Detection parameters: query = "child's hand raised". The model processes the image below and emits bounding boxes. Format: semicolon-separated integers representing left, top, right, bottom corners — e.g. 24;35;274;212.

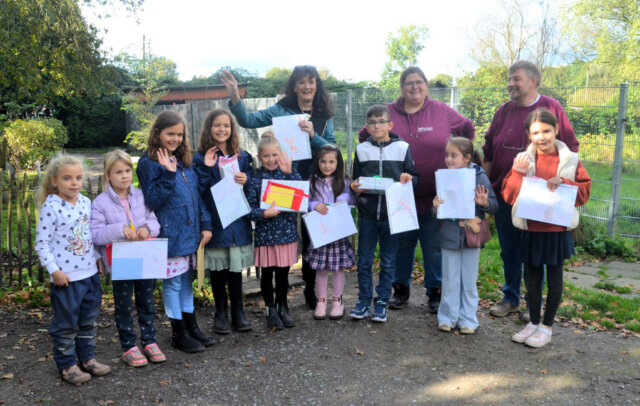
123;226;137;240
157;148;177;172
512;153;529;173
52;270;70;287
315;203;329;215
400;173;412;184
278;151;292;174
234;172;248;185
474;185;490;208
263;202;280;219
204;146;219;167
547;176;563;191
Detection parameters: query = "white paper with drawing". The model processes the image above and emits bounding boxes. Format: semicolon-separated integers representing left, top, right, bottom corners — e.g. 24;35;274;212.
515;176;578;227
302;201;357;248
385;182;419;235
272;114;311;161
218;155;240;181
111;239;168;280
211;175;250;229
435;168;476;219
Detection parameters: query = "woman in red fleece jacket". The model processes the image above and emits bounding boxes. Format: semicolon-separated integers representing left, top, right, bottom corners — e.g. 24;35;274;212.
503;108;591;348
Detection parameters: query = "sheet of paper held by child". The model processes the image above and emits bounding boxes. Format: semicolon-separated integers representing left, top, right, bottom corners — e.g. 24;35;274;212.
302;201;357;248
515;176;578;227
435;168;476;219
218;155;240;181
111;238;168;280
385;182;420;235
211;175;251;229
358;176;394;194
260;179;310;213
272;114;312;161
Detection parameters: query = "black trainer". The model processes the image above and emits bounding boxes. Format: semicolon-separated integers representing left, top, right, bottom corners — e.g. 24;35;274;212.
389;283;410;310
427;289;441;314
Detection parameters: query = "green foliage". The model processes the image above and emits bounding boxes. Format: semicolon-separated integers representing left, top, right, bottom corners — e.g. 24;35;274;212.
593;281;633;294
0;0;105;118
4;118;68;169
580;234;638;260
380;25;429;89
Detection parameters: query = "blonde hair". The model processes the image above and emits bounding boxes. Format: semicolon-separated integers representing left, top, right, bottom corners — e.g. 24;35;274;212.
103;149;134;190
35;154;84;208
257;130;280;156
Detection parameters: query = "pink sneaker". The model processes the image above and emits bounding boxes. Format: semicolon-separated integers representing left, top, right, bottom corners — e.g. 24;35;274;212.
143;343;166;363
122;346;148;368
314;297;327;320
525;325;552;348
329;296;344;320
512;322;539;343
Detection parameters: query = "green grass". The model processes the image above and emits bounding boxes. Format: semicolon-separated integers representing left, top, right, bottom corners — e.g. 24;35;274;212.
593;281;634;294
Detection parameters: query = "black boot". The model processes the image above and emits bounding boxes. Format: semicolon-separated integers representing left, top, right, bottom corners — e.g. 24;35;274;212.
169;318;204;353
211;270;230;334
182;312;215;347
266;304;283;330
276;301;295;328
228;272;251;332
389;283;410;310
427;289;442;314
301;262;317;310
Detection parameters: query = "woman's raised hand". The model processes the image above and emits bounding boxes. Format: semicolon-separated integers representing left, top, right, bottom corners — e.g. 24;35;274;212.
204;146;218;167
157;148;177;172
278;151;292;174
220;70;241;105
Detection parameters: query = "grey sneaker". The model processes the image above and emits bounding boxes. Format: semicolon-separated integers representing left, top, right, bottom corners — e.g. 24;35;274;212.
489;301;519;317
520;309;531;323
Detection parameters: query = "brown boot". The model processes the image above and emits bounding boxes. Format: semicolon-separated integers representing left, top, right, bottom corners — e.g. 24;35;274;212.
61;364;91;386
80;359;111;376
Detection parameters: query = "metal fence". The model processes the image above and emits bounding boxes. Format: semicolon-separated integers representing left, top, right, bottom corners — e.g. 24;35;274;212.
331;83;640;238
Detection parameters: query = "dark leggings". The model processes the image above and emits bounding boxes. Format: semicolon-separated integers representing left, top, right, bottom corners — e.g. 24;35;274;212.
260;266;290;306
526;263;563;327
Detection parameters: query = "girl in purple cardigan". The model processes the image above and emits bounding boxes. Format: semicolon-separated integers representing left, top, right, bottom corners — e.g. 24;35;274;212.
305;145;356;320
90;150;164;368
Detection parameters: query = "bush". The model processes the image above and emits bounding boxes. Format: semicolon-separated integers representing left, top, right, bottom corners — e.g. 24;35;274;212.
4;118;68;169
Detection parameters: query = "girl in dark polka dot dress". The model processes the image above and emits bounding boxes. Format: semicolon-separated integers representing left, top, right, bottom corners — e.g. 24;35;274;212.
90;150;165;367
35;154;110;385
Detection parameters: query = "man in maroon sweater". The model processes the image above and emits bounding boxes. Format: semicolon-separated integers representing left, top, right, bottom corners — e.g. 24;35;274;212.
482;60;579;320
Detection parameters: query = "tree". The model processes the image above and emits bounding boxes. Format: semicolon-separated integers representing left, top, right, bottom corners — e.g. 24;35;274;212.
379;25;429;89
564;0;640;81
0;0;104;118
430;74;453;88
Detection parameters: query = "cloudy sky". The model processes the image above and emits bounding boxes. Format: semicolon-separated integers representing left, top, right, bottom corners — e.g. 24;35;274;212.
83;0;510;82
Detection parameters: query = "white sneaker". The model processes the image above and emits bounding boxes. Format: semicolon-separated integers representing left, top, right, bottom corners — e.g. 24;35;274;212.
512;322;539;343
524;325;552;348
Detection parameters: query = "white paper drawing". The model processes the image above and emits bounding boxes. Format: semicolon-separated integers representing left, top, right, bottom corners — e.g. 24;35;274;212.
211;175;251;229
435;168;476;219
358;176;394;194
218;155;240;180
260;179;310;213
515;176;578;227
272;114;312;161
111;239;168;280
302;201;357;248
385;182;419;235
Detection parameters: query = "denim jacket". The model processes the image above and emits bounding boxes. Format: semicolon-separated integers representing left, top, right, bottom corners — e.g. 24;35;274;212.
193;150;254;248
136;153;211;257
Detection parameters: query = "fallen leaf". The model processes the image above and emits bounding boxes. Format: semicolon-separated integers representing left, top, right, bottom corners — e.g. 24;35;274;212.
259;357;267;362
354;347;365;356
5;356;15;360
244;362;252;367
37;357;46;362
540;369;548;374
2;373;14;379
184;363;190;368
159;380;169;387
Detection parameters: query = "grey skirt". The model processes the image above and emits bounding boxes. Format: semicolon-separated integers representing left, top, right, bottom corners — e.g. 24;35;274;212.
204;244;254;273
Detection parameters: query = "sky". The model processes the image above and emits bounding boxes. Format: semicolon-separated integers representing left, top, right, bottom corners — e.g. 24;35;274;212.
83;0;503;83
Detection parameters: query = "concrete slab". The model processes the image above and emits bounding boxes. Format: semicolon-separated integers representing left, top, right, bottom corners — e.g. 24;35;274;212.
566;259;640;298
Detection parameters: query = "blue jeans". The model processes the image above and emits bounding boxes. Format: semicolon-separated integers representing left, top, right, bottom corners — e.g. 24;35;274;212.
163;271;195;319
356;216;398;303
395;213;442;295
494;197;524;306
49;273;102;370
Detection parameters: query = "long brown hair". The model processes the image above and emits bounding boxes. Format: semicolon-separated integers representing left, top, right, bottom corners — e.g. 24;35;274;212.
197;109;241;156
147;111;192;167
309;144;347;199
524;107;558;136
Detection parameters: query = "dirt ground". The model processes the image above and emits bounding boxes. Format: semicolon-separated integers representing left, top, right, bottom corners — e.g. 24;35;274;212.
1;270;639;406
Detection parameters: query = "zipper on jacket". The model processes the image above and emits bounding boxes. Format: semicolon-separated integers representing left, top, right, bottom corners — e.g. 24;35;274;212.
180;168;197;231
376;143;383;220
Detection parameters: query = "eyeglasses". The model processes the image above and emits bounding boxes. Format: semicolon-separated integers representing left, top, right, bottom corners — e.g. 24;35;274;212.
366;120;391;127
403;80;425;88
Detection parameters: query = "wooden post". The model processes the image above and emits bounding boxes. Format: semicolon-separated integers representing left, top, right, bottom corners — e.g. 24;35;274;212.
0;168;3;286
16;178;23;286
6;184;12;284
24;174;33;280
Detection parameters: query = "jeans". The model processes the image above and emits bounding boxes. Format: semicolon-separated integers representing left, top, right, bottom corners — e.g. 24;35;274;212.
438;248;480;329
494;197;524;306
163;271;194;319
356;216;398;303
49;273;102;370
395;213;442;295
112;279;157;351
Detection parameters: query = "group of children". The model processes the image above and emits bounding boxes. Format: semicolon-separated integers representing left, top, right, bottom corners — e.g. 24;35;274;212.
35;103;590;385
